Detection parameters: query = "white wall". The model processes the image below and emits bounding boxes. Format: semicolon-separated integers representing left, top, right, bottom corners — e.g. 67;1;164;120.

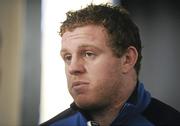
40;0;112;123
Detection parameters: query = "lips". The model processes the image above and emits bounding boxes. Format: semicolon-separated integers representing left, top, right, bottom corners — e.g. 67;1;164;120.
71;81;89;92
72;81;89;88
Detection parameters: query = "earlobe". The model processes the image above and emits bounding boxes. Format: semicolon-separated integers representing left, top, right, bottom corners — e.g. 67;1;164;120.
121;46;138;74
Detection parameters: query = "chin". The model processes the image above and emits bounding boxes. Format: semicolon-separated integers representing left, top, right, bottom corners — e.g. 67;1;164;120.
75;100;92;109
75;98;97;110
73;94;105;110
75;100;105;111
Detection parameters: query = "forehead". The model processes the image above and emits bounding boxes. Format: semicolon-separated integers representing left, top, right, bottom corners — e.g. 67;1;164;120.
61;25;109;49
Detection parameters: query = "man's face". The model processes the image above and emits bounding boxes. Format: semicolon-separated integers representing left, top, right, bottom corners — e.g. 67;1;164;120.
61;25;127;110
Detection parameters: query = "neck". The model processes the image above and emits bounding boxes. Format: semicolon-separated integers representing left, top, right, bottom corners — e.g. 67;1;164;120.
87;80;137;126
87;100;125;126
82;72;138;126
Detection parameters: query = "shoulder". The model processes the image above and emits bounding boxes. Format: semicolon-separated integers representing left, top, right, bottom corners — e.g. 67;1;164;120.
40;107;77;126
143;97;180;125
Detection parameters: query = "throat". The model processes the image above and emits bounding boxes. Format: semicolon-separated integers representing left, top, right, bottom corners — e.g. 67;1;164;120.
84;103;124;126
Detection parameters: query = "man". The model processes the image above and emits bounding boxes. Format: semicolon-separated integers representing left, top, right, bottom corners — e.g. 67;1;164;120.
41;4;180;126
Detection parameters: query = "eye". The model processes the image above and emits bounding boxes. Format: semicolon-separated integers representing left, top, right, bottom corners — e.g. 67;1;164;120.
63;54;72;64
84;51;96;59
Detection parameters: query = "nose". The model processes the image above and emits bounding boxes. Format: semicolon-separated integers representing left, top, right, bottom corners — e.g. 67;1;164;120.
68;57;86;75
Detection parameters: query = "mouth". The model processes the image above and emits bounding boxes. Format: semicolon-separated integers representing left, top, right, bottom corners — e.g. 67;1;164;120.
72;81;89;92
72;81;89;87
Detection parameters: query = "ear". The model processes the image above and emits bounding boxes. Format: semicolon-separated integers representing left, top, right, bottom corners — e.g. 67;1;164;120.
120;46;138;74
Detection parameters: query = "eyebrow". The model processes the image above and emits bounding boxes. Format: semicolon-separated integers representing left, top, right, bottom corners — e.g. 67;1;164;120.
60;49;68;54
60;44;102;54
78;44;102;51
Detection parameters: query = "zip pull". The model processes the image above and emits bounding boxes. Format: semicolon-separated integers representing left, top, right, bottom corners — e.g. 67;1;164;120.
87;121;100;126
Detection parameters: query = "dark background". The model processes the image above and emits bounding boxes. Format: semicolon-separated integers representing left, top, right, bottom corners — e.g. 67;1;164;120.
114;0;180;111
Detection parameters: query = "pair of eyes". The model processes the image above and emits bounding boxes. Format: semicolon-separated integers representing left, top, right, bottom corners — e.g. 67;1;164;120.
62;51;96;63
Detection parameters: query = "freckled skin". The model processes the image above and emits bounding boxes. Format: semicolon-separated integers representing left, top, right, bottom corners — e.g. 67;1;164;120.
61;25;136;111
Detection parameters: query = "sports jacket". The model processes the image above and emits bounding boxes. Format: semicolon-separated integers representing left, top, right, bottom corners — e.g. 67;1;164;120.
40;83;180;126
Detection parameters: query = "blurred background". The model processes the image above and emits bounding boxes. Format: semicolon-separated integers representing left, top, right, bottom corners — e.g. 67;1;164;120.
0;0;179;125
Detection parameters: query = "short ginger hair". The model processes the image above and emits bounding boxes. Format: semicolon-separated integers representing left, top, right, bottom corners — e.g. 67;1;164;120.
60;4;142;75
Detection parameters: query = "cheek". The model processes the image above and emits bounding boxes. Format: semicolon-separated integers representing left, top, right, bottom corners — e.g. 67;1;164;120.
89;60;122;82
92;72;121;92
89;62;122;93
